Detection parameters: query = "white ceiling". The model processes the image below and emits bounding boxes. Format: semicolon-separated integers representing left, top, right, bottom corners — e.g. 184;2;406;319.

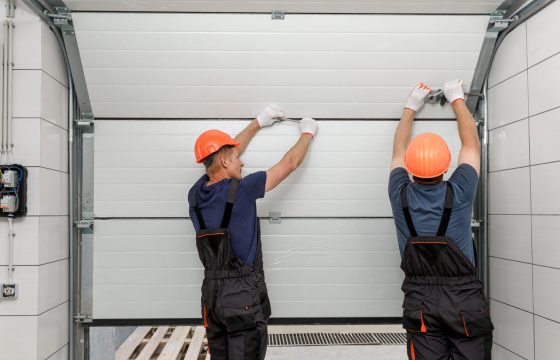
66;0;503;14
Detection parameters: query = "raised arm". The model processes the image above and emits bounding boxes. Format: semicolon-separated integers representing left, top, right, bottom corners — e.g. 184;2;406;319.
390;83;431;170
443;79;481;175
265;118;317;192
234;105;284;155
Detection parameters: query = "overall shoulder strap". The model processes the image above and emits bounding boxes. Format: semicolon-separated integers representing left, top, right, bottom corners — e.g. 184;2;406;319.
400;184;418;237
220;179;240;228
436;183;454;236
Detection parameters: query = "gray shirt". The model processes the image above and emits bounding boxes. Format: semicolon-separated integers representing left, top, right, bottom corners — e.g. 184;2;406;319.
388;164;478;265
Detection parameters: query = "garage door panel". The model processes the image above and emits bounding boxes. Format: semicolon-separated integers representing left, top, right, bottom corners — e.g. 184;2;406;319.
265;268;404;285
93;219;404;319
73;13;489;33
272;300;403;318
82;50;479;71
269;284;402;301
74;13;486;118
77;32;483;52
95;120;460;218
84;68;475;88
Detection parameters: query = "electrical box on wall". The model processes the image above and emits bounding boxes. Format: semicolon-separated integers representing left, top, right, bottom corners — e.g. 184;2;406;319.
0;164;27;218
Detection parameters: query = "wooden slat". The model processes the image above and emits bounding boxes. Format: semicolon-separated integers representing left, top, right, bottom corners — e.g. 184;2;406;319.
158;326;191;360
115;326;152;360
136;326;170;360
184;327;206;360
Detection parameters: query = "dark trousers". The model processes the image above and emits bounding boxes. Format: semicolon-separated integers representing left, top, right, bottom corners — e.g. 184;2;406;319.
203;273;271;360
407;331;493;360
206;316;268;360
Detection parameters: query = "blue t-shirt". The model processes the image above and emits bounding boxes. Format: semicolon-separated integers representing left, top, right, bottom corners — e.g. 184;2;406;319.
188;171;267;266
388;164;478;265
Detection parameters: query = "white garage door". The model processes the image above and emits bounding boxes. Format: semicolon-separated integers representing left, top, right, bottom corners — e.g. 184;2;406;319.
74;12;487;320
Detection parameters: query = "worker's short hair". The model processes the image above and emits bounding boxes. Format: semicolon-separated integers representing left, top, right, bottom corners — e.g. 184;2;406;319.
202;144;235;169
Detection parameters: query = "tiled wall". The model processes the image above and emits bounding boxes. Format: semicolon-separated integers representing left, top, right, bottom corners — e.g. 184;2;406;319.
488;2;560;359
0;3;69;360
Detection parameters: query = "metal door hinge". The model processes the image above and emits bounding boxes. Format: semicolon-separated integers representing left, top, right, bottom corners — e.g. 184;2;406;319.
269;212;282;224
75;219;94;230
271;10;285;20
74;313;92;323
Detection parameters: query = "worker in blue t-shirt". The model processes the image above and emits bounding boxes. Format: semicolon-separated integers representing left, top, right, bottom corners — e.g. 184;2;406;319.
188;105;318;360
388;80;494;359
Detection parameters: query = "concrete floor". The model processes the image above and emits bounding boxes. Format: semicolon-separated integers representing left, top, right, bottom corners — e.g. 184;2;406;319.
266;345;407;360
265;324;407;360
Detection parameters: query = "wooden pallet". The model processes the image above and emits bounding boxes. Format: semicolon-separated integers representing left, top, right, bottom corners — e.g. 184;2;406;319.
115;326;210;360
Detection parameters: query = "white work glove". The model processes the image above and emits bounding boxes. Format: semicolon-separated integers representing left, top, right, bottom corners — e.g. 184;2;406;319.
256;105;284;128
299;117;318;138
443;79;465;104
404;83;431;112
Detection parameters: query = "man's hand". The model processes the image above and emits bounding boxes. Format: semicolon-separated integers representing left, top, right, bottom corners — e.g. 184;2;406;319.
443;79;465;105
404;83;431;112
299;117;318;138
256;105;284;128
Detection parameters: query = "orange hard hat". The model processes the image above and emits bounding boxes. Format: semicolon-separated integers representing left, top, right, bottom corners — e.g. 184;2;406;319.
404;133;451;178
194;129;240;163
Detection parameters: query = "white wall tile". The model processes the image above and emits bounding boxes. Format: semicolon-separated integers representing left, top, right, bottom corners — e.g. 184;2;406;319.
37;302;69;360
12;118;41;166
0;216;67;267
488;215;532;263
13;14;41;70
41;23;69;87
0;315;38;359
27;168;69;216
533;265;560;323
531;162;560;214
489;257;533;312
488;71;528;130
41;72;69;130
489;119;529;172
0;265;38;315
529;107;560;165
488;24;527;87
491;300;534;360
492;344;526;360
38;260;69;314
0;216;39;265
13;70;42;118
40;120;69;172
528;53;560;116
38;216;69;265
535;315;560;360
526;0;560;66
532;216;560;269
489;167;531;215
46;345;68;360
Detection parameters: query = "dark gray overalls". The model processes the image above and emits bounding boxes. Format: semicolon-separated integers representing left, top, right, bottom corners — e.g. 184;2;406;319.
190;179;271;360
399;183;494;359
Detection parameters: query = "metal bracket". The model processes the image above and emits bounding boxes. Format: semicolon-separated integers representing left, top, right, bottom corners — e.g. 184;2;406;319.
471;219;482;228
269;212;282;224
53;7;74;35
271;10;285;20
74;219;94;230
75;114;94;128
488;9;517;33
74;313;92;323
